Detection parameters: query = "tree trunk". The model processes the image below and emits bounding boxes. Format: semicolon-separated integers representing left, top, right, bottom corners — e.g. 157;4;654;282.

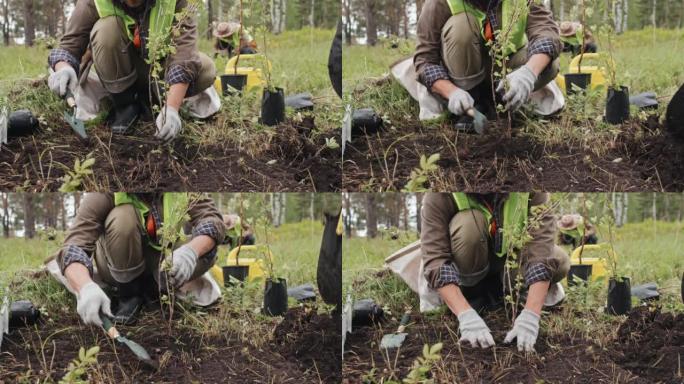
343;0;352;45
207;0;214;40
365;194;377;238
23;0;35;46
365;0;378;46
623;0;629;32
343;193;352;238
272;193;282;227
23;194;36;239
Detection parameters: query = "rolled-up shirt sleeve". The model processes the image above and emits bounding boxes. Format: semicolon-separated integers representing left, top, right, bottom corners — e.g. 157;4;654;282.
525;3;562;60
414;0;453;89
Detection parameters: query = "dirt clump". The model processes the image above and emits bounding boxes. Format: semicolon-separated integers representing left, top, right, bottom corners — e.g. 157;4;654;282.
274;306;342;383
611;306;684;383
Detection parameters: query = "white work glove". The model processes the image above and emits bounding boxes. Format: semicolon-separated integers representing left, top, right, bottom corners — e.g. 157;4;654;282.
457;309;495;348
447;88;475;116
165;244;197;288
496;65;537;111
504;309;540;352
155;106;182;142
76;282;113;327
48;65;78;97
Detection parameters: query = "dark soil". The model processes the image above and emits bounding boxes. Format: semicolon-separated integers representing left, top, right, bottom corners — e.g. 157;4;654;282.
343;114;684;191
274;307;342;382
1;89;340;192
343;309;673;384
1;308;340;383
611;307;684;383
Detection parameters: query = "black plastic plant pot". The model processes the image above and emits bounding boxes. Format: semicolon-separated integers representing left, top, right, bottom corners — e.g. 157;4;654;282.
606;277;632;315
263;278;288;316
567;264;593;286
606;86;630;124
222;265;249;287
261;87;285;127
8;109;39;137
220;74;247;96
352;108;384;134
564;73;592;95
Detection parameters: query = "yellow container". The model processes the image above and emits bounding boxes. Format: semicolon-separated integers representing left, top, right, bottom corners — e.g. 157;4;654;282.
555;53;612;93
213;54;271;95
210;244;273;285
564;243;618;283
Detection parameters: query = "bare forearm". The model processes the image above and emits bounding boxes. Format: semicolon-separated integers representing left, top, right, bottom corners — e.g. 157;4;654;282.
437;283;472;316
166;83;189;110
64;263;93;293
186;235;216;257
526;54;551;77
525;280;550;315
431;79;458;100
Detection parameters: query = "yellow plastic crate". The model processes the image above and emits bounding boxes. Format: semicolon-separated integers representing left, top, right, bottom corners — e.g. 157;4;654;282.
563;243;618;283
213;54;271;95
555;53;612;93
210;244;273;285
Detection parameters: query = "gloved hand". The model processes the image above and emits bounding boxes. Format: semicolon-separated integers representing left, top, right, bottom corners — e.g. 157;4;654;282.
165;244;198;288
155;106;182;142
48;65;77;98
76;282;113;327
504;309;540;352
457;309;495;348
496;65;537;111
447;87;475;116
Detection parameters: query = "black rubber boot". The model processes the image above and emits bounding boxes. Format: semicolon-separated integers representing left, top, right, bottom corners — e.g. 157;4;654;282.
113;275;144;325
108;87;141;135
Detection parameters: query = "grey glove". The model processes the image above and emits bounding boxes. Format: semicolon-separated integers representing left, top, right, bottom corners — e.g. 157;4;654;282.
155;106;182;142
457;309;495;348
166;244;198;288
76;282;113;327
447;87;475;116
504;309;540;352
48;65;78;98
496;65;537;111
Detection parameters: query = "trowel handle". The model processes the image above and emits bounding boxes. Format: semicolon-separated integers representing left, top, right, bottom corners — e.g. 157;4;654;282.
65;89;77;109
396;311;410;333
466;109;476;118
100;313;120;339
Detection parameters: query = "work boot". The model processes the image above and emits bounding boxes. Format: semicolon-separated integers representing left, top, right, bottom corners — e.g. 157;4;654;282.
113;275;144;325
108;86;141;135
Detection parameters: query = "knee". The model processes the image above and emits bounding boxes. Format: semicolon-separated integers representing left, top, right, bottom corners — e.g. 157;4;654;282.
104;205;140;243
442;13;481;49
551;245;571;282
91;16;127;52
449;210;489;273
195;53;217;93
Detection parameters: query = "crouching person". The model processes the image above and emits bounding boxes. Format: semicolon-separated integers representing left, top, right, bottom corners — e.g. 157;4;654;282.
420;193;570;352
414;0;562;126
50;193;226;327
47;0;219;140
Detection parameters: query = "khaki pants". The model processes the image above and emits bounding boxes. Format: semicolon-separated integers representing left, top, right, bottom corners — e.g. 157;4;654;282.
90;16;216;96
94;204;216;285
441;13;560;91
448;209;570;288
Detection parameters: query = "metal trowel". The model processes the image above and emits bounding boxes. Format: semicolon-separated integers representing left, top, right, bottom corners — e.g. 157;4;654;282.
101;314;158;370
467;108;488;135
380;310;410;350
63;89;87;139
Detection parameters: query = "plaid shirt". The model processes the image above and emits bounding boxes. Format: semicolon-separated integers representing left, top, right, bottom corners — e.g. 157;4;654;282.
434;261;552;288
420;0;557;90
